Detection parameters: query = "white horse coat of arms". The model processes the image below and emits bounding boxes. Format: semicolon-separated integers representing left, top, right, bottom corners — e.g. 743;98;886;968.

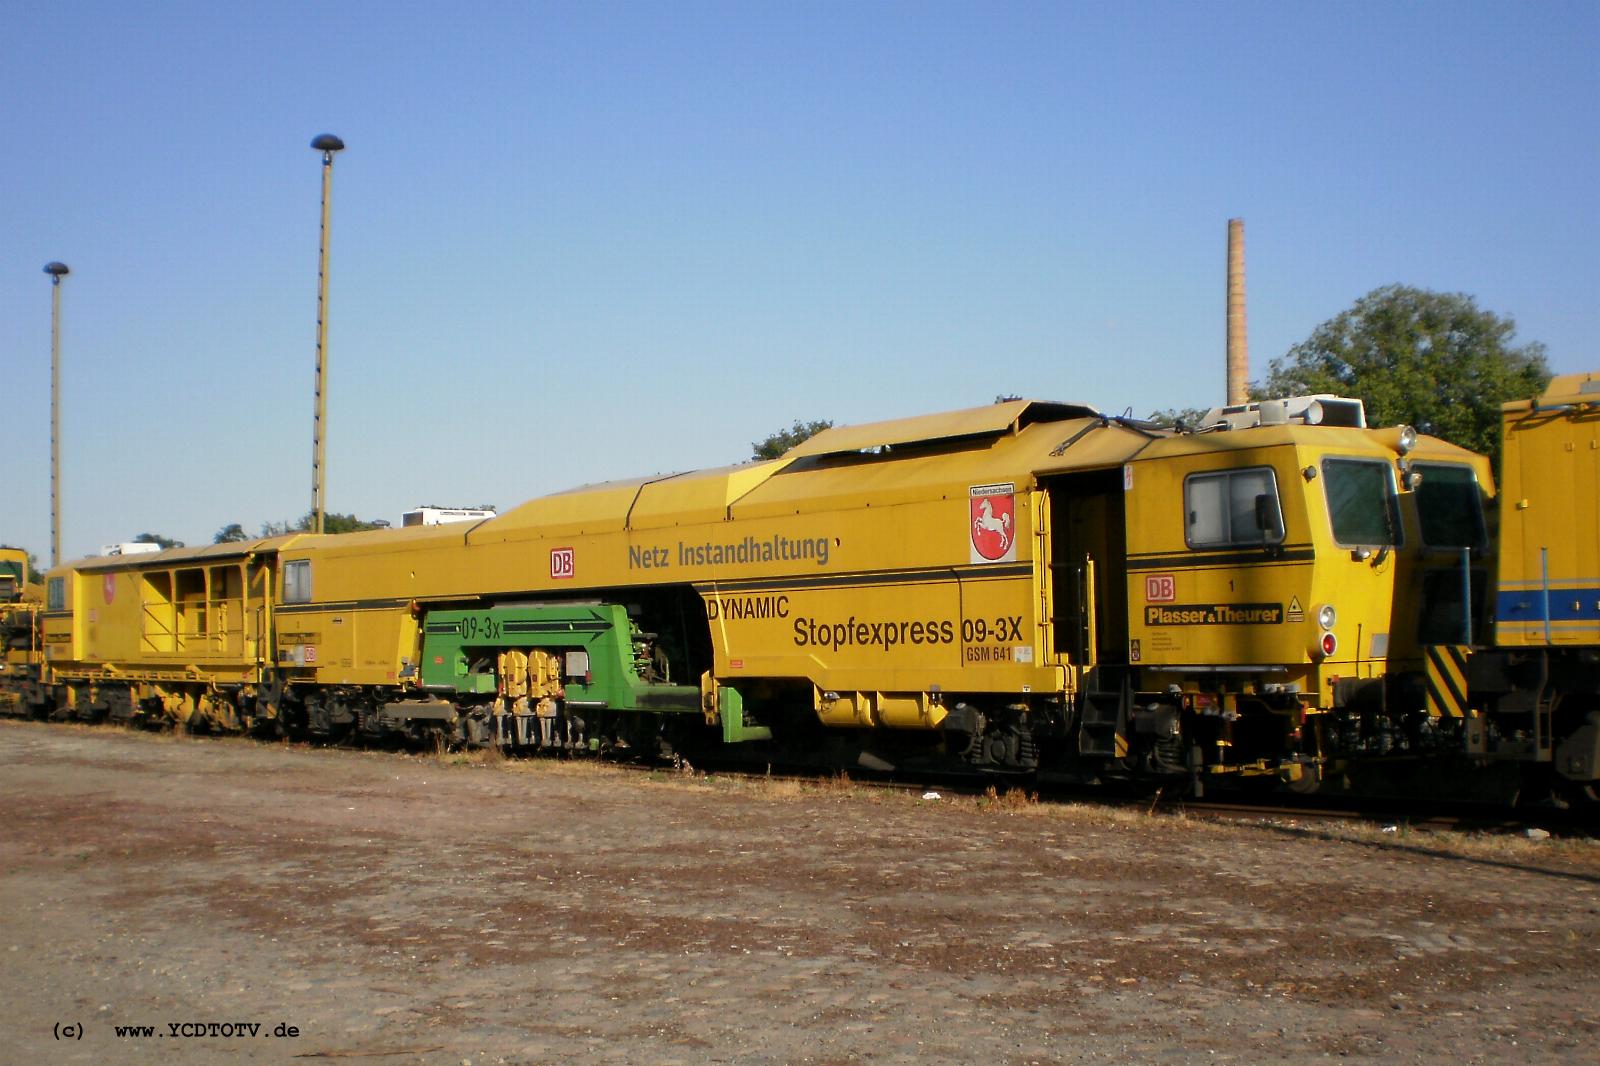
969;483;1017;563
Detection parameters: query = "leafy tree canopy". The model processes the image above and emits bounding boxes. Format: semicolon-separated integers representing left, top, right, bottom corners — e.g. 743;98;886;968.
752;419;833;461
259;512;387;537
214;523;250;543
320;512;387;534
133;532;184;549
1146;406;1210;430
1259;285;1550;466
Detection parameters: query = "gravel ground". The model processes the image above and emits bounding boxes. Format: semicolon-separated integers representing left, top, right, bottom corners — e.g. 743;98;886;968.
1;718;1598;1064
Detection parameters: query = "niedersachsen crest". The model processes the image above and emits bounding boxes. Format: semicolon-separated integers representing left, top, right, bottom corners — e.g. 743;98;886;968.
969;483;1017;563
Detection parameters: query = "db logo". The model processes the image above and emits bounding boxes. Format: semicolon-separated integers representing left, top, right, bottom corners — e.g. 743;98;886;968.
550;547;575;580
1145;574;1176;602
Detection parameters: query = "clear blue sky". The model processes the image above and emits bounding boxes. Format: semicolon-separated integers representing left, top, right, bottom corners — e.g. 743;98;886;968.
4;1;1596;562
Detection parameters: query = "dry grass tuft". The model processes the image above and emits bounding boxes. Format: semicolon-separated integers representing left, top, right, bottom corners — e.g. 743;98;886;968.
499;754;632;781
437;742;507;768
752;776;806;800
1267;817;1600;869
975;784;1040;814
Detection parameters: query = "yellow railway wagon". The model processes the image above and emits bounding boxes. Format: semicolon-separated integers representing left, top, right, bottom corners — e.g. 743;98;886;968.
1495;373;1600;648
1432;373;1600;792
38;539;292;727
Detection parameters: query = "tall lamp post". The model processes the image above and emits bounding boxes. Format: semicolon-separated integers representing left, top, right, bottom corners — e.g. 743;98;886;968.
309;133;345;535
44;261;70;567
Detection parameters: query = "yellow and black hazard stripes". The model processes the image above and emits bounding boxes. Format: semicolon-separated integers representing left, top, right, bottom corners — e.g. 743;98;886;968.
1425;644;1471;718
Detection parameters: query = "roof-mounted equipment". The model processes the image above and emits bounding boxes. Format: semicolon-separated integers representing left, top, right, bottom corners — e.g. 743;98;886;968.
1198;394;1367;432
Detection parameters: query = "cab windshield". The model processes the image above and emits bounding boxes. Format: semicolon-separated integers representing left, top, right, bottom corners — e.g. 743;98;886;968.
1413;462;1486;549
1322;458;1401;547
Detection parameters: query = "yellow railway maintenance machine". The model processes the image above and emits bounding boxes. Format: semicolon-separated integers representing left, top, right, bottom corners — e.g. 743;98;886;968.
0;546;41;715
30;394;1491;791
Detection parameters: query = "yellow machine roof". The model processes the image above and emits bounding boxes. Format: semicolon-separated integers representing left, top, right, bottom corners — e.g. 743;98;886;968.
475;461;790;542
70;535;304;572
468;400;1130;539
1502;372;1600;414
431;399;1158;544
785;399;1102;458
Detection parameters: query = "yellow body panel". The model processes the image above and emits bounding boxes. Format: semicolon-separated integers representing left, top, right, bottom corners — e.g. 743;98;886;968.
1496;373;1600;646
278;434;1131;693
256;411;1156;703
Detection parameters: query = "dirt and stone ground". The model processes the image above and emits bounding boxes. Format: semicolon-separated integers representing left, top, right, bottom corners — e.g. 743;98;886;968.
2;719;1598;1064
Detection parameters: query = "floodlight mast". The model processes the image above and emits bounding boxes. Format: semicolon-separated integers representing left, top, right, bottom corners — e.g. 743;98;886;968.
44;261;70;567
310;133;345;535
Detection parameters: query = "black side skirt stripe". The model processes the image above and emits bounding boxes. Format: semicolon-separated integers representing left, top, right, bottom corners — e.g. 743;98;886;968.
1125;548;1314;571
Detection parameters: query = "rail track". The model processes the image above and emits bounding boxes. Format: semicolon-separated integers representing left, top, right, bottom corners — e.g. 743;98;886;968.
676;746;1599;838
10;713;1594;839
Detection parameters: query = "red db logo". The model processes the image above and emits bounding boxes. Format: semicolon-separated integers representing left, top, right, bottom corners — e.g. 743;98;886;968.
550;547;575;579
1145;574;1176;602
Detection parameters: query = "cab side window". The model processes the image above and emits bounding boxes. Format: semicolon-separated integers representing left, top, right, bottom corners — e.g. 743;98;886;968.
283;560;312;604
47;576;66;610
1185;468;1285;548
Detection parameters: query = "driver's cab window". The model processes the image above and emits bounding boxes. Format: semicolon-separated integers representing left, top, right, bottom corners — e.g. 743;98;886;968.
1185;467;1285;548
1322;457;1402;548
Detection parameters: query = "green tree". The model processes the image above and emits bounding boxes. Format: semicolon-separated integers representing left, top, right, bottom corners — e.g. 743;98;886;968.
320;511;387;534
260;512;387;537
1146;406;1210;430
134;532;184;549
752;419;833;460
1260;285;1550;466
214;523;250;544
